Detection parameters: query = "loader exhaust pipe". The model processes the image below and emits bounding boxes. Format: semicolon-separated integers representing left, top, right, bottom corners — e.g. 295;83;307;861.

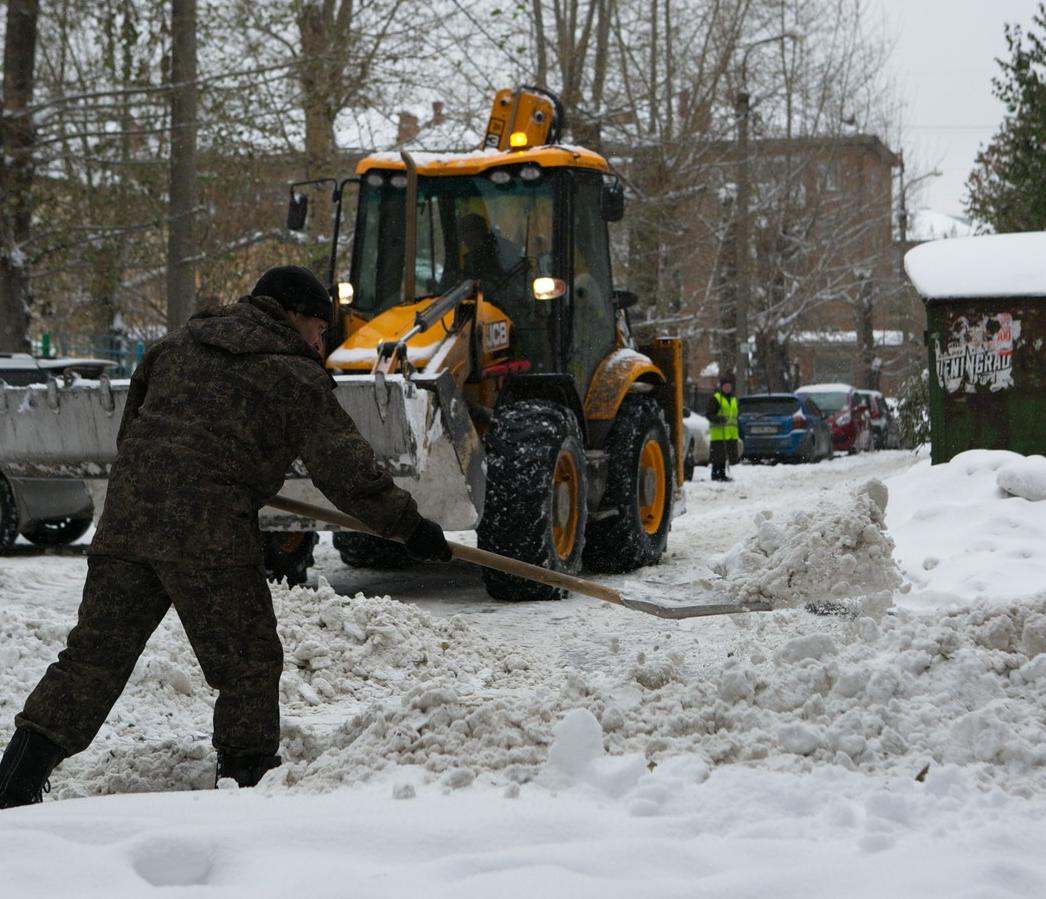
401;150;418;305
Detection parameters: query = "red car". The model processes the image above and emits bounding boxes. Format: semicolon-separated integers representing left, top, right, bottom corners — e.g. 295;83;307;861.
795;383;873;454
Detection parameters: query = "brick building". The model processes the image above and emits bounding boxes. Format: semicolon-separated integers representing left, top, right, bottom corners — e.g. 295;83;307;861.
645;132;925;401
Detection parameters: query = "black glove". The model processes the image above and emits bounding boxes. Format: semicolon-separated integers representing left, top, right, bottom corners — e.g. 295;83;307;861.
404;517;452;562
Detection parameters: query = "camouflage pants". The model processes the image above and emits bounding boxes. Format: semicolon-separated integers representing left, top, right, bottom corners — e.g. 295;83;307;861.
16;555;283;757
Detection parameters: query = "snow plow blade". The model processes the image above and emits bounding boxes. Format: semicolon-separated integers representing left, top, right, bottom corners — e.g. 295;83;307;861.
265;495;771;620
0;370;485;532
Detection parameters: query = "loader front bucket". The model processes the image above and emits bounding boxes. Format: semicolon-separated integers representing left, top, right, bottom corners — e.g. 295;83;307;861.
0;370;486;533
280;370;486;532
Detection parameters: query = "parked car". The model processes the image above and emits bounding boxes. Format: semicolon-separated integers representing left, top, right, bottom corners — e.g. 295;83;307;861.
0;353;117;548
855;389;897;450
0;352;116;386
682;407;710;480
795;383;872;454
737;393;833;463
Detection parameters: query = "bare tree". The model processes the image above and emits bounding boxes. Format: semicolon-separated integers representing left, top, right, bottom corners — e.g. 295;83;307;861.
693;0;905;391
29;0;174;353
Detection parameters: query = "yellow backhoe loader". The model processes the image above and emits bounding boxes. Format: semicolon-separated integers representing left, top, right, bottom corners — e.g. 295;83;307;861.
284;86;687;599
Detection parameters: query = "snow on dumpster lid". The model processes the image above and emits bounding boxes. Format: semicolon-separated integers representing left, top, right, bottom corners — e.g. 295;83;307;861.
904;231;1046;300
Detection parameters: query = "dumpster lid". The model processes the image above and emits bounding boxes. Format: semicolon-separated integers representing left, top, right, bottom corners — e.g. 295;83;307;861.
905;232;1046;300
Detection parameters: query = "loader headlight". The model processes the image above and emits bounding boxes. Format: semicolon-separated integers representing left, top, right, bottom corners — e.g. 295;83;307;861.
337;281;354;306
533;277;567;301
510;131;528;149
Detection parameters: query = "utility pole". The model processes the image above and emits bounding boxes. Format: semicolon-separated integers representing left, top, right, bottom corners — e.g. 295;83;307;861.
897;153;908;246
166;0;198;332
732;31;802;394
734;88;751;392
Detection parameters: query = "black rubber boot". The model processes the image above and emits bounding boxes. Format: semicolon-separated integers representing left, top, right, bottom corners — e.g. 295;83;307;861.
0;728;66;809
215;751;282;788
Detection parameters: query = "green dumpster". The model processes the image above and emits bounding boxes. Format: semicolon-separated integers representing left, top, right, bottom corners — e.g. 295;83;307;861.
905;232;1046;464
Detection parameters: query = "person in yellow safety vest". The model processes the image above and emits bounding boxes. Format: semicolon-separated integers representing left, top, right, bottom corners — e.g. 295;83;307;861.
705;374;740;482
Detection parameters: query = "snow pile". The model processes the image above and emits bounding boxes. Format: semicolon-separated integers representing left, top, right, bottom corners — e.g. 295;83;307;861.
888;450;1046;604
0;578;544;798
8;452;1046;805
10;566;1046;798
271;593;1046;793
712;479;901;610
997;454;1046;502
273;578;522;705
540;708;649;800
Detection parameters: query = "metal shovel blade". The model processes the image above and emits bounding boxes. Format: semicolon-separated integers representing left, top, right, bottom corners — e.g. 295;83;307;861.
621;595;772;619
613;576;772;619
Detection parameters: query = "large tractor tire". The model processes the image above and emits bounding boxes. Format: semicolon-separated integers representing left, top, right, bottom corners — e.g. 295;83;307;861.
263;531;318;586
22;517;92;547
478;400;588;601
0;475;18;548
798;434;816;464
333;531;412;569
683;444;696;481
583;396;673;574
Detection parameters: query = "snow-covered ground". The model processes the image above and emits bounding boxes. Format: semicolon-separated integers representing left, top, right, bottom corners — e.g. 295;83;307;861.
4;450;1046;897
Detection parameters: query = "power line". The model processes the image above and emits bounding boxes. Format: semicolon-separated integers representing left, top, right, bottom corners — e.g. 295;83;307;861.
909;124;996;131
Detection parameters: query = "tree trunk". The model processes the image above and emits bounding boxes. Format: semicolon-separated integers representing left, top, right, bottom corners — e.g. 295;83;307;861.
532;0;548;87
0;0;40;353
167;0;198;331
627;145;665;322
298;3;336;249
856;274;878;389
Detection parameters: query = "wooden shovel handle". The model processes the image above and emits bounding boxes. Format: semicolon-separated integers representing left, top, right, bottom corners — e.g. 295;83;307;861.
264;494;625;608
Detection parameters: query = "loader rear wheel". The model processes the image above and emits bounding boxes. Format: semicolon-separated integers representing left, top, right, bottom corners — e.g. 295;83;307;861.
333;532;412;569
263;531;318;586
0;475;18;548
478;401;588;601
583;397;673;573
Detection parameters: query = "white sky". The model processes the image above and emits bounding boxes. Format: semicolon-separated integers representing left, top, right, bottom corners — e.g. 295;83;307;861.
871;0;1041;219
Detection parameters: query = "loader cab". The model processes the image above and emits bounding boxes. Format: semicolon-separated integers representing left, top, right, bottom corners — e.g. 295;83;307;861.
341;157;620;386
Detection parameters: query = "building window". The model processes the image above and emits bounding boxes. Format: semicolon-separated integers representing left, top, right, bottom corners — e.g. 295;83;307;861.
817;161;840;193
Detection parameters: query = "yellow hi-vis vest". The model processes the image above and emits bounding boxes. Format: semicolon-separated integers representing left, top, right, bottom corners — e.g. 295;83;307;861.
710;392;739;442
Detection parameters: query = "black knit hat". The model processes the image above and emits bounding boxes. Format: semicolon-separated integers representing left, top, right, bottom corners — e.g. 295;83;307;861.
251;265;332;322
719;373;735;387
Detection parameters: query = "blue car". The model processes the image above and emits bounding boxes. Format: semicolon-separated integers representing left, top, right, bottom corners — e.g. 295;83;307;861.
738;393;833;463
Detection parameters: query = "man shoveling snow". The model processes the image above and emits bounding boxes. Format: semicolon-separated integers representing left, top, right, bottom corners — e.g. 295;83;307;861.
0;266;451;809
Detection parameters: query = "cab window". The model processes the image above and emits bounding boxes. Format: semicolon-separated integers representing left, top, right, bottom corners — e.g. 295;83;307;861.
569;171;616;389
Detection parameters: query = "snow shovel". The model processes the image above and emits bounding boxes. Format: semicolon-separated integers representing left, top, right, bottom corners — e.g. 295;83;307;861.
264;495;770;620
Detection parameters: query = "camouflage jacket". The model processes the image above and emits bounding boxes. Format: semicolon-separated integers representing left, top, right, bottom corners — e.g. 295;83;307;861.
90;295;421;563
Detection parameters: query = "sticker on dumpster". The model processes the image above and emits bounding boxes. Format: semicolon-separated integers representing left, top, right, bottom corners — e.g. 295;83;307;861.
934;313;1020;394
